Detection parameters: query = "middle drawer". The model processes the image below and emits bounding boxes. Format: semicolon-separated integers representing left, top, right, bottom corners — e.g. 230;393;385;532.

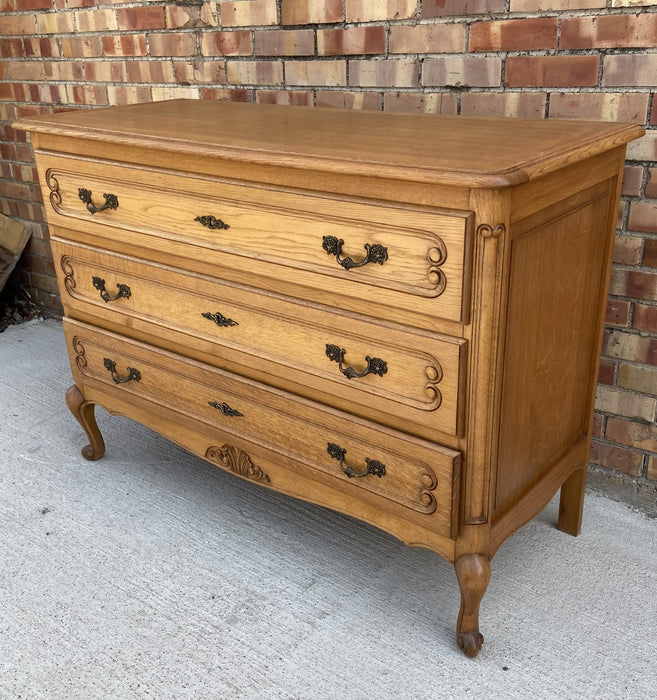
53;238;466;440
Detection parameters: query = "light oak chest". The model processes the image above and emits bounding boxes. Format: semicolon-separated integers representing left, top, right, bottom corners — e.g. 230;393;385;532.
16;101;642;656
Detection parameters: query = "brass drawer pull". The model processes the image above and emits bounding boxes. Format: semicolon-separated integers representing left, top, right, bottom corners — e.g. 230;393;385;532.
322;235;388;271
103;358;141;384
325;343;387;380
78;188;119;214
327;442;386;479
195;215;230;230
92;276;131;303
202;311;238;327
209;401;243;417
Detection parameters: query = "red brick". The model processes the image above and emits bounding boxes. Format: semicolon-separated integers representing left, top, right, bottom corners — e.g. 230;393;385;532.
23;37;62;58
603;55;657;87
610;268;657;302
151;86;200;101
548;92;648;124
66;84;109;105
389;23;466;54
226;60;283;85
423;0;505;17
644;239;657;268
603;329;657;366
255;30;314;57
618;363;657;395
383;92;458;115
423;57;502;88
1;38;23;57
512;0;606;8
174;60;227;84
316;91;381;110
627;131;657;162
561;14;657;50
36;10;74;33
318;26;385;56
0;14;37;35
255;90;313;106
598;359;616;385
589;440;643;476
84;61;128;84
345;0;416;22
220;0;277;27
460;92;546;118
200;30;253;56
75;8;118;32
62;36;103;58
107;85;152;105
628;201;657;234
652;95;657;126
349;59;418;88
592;412;604;437
281;0;343;24
200;87;253;101
621;166;644;197
646;168;657;198
606;299;631;327
149;33;196;57
634;303;657;333
613;235;642;265
470;17;557;52
16;0;52;8
285;60;346;87
648;456;657;480
166;5;216;30
126;60;175;83
117;6;166;30
505;55;599;87
102;35;147;57
606;417;657;454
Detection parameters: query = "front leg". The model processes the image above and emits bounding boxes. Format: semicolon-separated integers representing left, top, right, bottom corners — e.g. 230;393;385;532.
455;553;491;657
65;384;105;461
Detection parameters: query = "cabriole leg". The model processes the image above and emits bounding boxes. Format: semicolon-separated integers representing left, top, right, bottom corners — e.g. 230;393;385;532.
557;467;586;536
455;553;491;658
65;384;105;461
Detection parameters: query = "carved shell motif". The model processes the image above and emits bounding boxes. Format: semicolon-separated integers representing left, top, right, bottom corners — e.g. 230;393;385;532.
205;444;271;484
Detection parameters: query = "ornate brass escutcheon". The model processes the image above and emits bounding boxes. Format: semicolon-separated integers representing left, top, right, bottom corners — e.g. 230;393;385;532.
325;343;387;380
92;276;131;303
103;358;141;384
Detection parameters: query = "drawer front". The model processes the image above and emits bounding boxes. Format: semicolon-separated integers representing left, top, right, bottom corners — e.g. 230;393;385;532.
40;153;472;325
54;239;466;438
64;319;460;536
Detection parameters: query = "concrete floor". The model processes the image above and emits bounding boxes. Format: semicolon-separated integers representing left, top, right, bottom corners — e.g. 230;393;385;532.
1;319;656;699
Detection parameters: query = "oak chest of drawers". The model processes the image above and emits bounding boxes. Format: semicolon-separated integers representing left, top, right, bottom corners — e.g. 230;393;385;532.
16;101;642;657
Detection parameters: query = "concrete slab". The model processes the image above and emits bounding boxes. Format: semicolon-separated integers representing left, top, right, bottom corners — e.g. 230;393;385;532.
1;320;655;698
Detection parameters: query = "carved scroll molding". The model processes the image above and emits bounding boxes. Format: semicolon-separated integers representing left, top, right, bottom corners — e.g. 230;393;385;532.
46;169;62;211
61;255;76;296
426;238;447;296
71;335;87;372
206;444;270;484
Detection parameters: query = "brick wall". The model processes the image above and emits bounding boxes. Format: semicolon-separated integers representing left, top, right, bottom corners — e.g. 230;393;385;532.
1;0;656;507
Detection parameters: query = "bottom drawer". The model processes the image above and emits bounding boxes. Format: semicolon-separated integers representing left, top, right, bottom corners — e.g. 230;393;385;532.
64;318;460;539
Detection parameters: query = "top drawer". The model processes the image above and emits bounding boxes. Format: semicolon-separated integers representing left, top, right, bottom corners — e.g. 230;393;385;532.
39;153;472;326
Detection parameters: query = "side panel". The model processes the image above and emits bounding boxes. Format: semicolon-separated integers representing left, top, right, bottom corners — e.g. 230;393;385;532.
494;181;612;513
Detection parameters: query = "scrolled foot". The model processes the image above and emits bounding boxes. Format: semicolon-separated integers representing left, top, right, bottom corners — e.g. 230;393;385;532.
65;384;106;461
455;553;490;658
457;631;484;658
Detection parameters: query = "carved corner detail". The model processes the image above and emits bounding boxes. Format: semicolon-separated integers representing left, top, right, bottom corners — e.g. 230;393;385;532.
206;444;271;484
476;223;505;239
72;335;87;371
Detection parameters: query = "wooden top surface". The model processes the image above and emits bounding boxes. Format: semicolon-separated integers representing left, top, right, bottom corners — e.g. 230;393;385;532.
15;99;644;188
